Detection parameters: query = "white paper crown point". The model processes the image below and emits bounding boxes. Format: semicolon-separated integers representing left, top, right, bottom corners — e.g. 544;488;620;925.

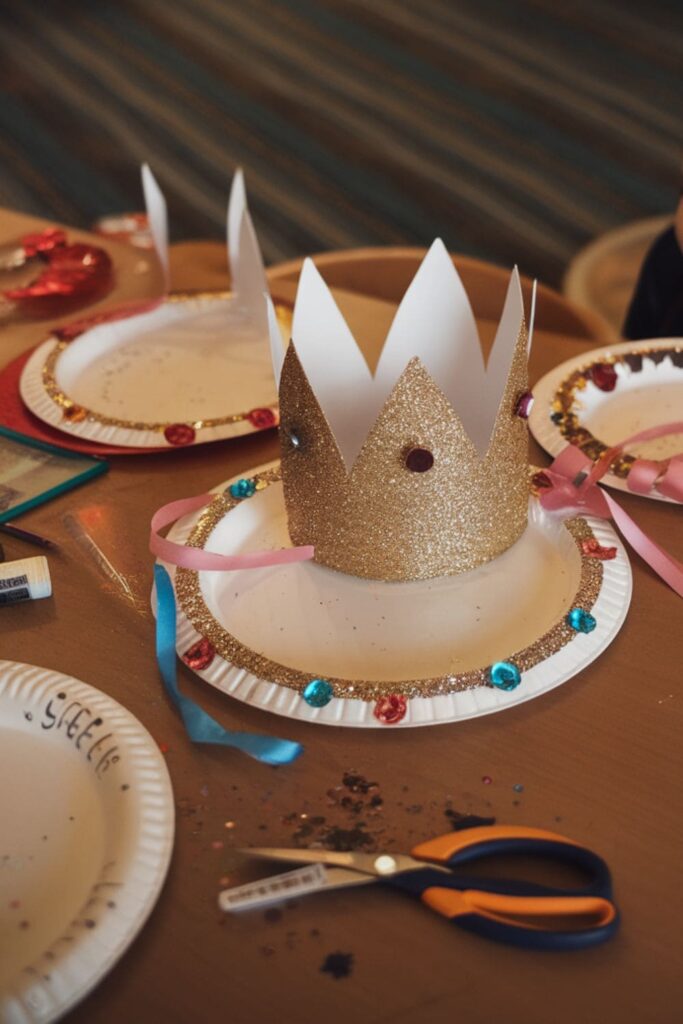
226;168;267;326
476;264;526;451
287;246;530;467
266;293;285;385
291;257;377;467
374;238;482;403
527;279;537;356
140;163;169;288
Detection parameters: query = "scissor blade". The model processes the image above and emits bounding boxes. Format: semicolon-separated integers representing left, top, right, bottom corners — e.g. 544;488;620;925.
242;846;363;868
240;846;433;876
218;863;374;913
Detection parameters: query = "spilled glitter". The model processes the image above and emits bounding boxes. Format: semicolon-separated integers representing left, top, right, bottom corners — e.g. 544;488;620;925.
321;951;354;980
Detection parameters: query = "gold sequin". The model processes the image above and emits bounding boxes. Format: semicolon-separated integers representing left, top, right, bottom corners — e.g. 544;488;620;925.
279;324;530;581
175;467;603;702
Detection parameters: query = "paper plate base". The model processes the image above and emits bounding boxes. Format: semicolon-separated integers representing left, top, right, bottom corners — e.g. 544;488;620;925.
160;463;632;728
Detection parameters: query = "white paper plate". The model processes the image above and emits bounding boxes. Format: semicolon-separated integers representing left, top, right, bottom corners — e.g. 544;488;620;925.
156;462;632;729
530;338;683;502
0;661;174;1023
19;294;291;449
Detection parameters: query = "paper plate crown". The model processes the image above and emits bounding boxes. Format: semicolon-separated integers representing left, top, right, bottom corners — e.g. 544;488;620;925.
141;163;268;333
268;240;534;582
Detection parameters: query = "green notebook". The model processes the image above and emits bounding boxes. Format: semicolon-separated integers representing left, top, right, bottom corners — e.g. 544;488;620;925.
0;426;108;523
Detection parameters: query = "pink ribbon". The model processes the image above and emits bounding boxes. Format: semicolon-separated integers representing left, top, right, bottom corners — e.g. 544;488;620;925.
540;423;683;598
150;492;314;571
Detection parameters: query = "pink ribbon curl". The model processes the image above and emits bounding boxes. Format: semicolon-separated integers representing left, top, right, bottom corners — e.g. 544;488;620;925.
540;422;683;598
150;492;315;571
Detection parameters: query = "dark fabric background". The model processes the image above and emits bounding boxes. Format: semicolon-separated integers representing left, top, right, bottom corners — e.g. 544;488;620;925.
0;0;680;284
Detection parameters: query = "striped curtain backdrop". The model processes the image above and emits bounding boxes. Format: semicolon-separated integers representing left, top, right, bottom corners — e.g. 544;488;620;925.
0;0;680;284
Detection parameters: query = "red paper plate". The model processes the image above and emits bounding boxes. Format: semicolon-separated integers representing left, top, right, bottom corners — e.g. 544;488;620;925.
0;346;166;455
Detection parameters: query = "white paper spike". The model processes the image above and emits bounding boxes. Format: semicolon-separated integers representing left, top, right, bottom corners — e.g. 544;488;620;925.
527;279;537;355
227;169;268;330
266;293;285;386
288;245;530;468
374;238;485;449
141;164;169;289
291;259;374;468
479;266;525;450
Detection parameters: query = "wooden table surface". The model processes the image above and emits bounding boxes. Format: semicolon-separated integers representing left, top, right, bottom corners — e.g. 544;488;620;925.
0;212;681;1024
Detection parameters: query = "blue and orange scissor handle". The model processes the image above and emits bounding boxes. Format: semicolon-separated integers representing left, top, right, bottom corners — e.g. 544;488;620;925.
383;825;619;951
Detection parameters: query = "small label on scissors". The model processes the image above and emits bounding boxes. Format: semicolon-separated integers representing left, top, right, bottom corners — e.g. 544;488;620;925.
219;863;328;913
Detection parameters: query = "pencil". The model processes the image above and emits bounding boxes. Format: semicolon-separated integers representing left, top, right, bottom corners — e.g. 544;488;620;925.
0;522;56;550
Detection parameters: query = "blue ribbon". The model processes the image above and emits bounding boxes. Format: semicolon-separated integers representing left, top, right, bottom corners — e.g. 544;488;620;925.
154;564;303;765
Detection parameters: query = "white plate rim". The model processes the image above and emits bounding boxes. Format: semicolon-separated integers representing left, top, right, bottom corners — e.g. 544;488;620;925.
18;294;285;450
0;660;175;1023
154;462;632;730
529;337;682;503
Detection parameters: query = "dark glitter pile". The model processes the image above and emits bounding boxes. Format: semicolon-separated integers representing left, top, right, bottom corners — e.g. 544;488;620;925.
281;770;386;852
320;951;354;980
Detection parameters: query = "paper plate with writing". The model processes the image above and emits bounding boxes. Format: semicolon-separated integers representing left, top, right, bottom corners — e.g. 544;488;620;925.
0;661;174;1023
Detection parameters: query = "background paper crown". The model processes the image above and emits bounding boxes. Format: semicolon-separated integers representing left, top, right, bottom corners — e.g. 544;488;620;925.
269;240;534;582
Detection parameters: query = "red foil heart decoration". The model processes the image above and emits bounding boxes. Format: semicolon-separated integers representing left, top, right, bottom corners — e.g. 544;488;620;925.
3;239;114;317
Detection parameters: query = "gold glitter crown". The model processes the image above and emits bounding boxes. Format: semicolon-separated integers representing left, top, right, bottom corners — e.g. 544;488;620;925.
268;241;533;582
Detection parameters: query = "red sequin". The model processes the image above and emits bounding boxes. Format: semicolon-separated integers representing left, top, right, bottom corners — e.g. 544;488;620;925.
4;243;113;316
514;390;534;419
21;229;67;259
531;471;552;491
164;423;196;446
581;538;618;560
63;404;87;423
182;637;216;671
373;695;407;725
247;407;278;430
590;363;618;392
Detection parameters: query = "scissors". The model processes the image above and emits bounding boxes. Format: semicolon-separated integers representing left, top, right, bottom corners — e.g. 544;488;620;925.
220;824;619;951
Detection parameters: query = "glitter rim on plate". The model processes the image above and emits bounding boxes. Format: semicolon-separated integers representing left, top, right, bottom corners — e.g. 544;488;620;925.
530;338;683;503
20;293;292;448
159;462;632;728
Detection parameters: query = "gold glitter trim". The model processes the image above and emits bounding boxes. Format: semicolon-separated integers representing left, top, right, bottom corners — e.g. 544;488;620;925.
279;322;530;581
175;468;603;702
552;345;683;479
40;294;292;433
